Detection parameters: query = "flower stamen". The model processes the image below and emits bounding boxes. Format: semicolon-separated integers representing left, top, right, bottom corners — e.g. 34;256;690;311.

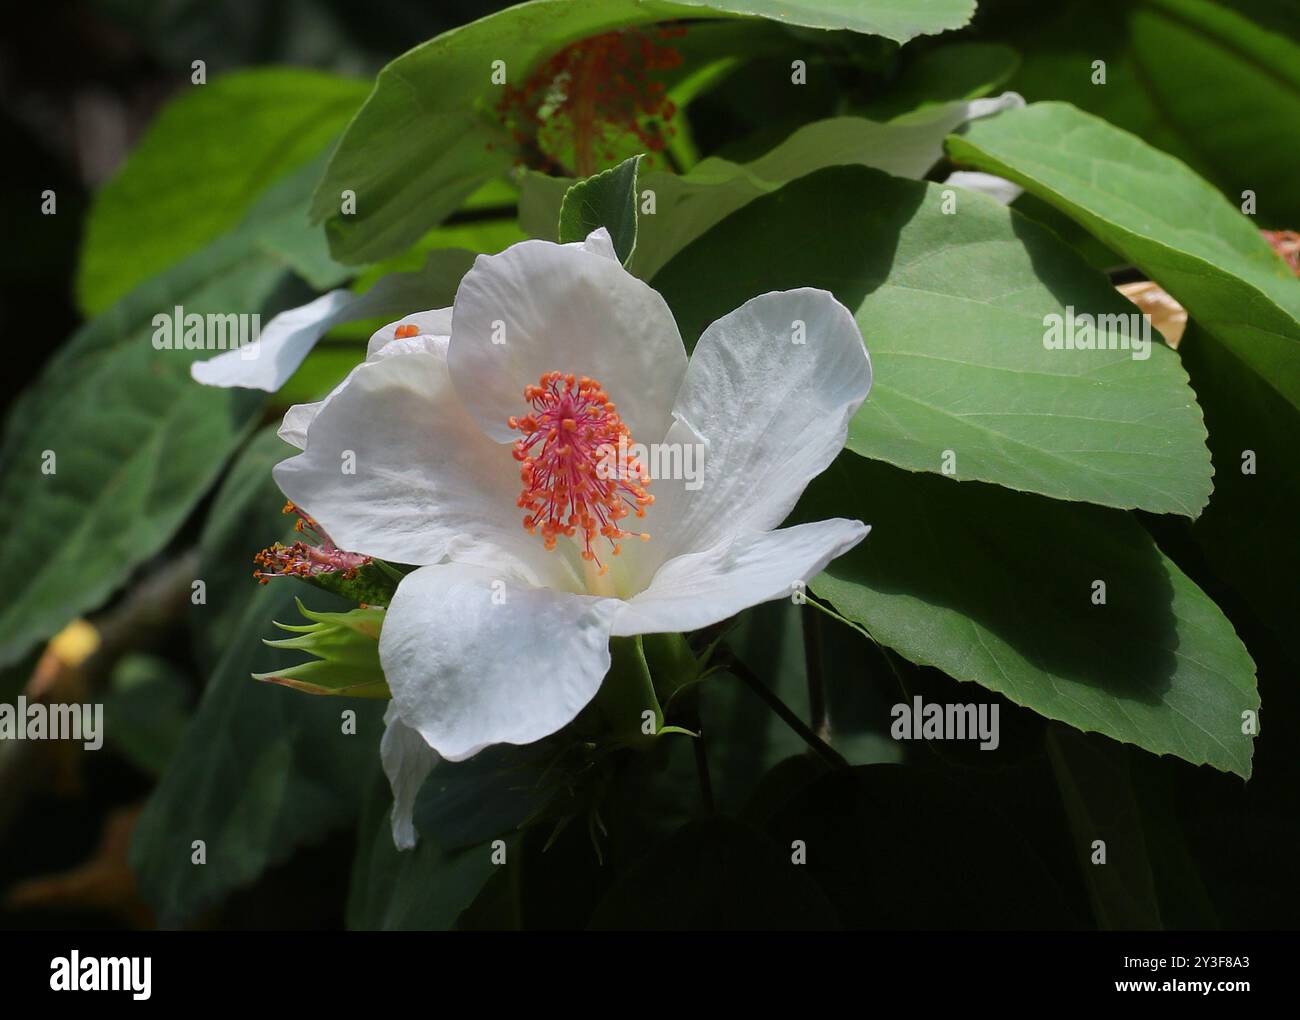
508;371;652;575
254;502;371;583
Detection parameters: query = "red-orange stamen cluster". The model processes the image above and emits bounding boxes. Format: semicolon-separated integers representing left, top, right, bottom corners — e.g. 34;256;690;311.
493;26;686;177
509;372;652;575
253;502;370;584
394;323;421;339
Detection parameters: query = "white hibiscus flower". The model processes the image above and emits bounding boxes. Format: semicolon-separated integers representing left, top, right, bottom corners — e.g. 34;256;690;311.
244;229;872;847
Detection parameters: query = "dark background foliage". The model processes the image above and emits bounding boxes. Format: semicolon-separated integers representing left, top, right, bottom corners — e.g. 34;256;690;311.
1;0;1297;930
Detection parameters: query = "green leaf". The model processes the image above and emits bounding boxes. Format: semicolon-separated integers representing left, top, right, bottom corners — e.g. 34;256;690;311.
77;69;369;314
797;453;1259;777
103;654;193;777
310;0;683;264
311;0;981;264
588;816;840;929
558;155;642;263
522;101;1021;279
671;0;976;42
948;101;1300;411
349;773;510;930
0;232;286;669
654;164;1213;515
130;429;384;925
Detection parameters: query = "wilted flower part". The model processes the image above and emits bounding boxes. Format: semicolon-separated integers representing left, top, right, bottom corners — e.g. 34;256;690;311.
495;26;685;176
253;502;371;584
1262;229;1300;276
271;228;871;846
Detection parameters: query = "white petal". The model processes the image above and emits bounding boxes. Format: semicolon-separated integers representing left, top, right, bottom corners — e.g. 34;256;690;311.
381;703;440;851
613;519;868;636
192;290;355;392
379;562;619;761
273;346;564;582
574;226;618;261
277;335;451;451
962;91;1024;121
448;238;687;443
637;289;870;582
278;399;325;451
943;171;1023;206
365;307;452;359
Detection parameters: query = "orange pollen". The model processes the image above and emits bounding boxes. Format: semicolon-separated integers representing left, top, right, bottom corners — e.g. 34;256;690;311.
394;323;420;339
508;371;653;574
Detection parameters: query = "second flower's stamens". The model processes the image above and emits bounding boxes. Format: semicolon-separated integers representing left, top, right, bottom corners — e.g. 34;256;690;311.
508;371;652;575
253;502;371;583
393;324;421;339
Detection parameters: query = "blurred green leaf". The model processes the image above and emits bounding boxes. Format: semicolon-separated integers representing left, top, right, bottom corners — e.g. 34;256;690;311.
77;69;369;314
0;232;283;669
654;164;1213;515
130;428;383;925
103;654;193;777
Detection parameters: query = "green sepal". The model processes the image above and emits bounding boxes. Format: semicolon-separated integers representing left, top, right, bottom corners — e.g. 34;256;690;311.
253;598;390;698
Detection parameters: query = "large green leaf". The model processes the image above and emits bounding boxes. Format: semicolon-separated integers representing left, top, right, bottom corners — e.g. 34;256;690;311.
654;164;1213;515
797;453;1259;777
0;235;280;668
948;101;1300;411
522;101;1020;279
311;0;983;264
77;69;368;314
310;0;686;264
130;429;384;926
674;0;975;40
0;145;357;669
